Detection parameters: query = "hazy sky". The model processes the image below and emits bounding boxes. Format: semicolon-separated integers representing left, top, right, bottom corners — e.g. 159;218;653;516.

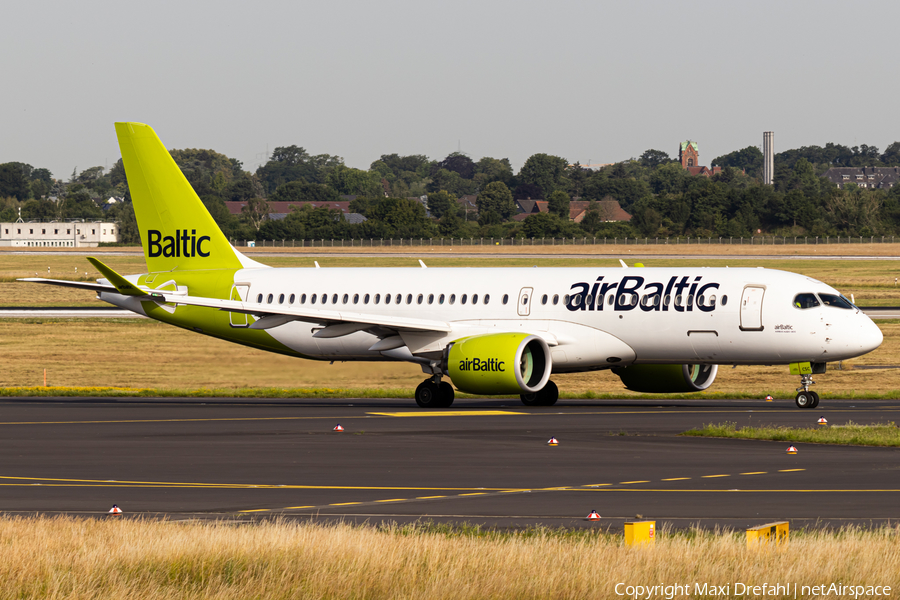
2;0;898;181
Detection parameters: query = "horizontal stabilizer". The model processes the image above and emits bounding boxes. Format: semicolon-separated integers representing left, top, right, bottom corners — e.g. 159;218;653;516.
17;278;116;293
86;257;147;296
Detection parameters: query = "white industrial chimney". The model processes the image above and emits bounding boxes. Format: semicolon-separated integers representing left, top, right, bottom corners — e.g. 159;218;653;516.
763;131;774;185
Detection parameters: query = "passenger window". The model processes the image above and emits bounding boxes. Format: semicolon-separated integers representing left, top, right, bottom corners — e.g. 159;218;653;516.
353;293;359;304
522;295;529;305
301;294;307;304
449;294;456;305
541;294;548;305
406;294;413;304
428;294;434;304
819;293;853;309
396;294;402;304
279;294;285;304
707;295;716;306
267;294;274;304
417;294;424;304
342;294;349;304
439;294;445;304
722;295;728;306
687;295;693;307
484;294;490;304
332;294;338;304
385;294;391;305
674;295;682;307
608;295;614;306
375;294;380;304
572;295;581;307
472;294;479;304
289;294;295;304
461;294;468;305
697;295;704;307
364;294;370;304
311;294;317;304
586;294;593;306
257;293;263;303
503;294;509;305
553;294;559;305
563;294;570;305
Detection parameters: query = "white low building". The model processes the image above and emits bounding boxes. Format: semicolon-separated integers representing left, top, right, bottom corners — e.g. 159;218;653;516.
0;220;119;247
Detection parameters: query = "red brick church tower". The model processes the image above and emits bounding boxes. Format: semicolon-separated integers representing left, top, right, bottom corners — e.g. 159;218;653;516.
679;140;720;177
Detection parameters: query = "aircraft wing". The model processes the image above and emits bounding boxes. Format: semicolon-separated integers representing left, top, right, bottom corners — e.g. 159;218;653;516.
149;291;453;334
18;278;118;293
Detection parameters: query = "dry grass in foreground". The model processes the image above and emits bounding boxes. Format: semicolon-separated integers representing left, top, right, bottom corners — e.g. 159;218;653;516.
684;421;900;446
1;517;898;599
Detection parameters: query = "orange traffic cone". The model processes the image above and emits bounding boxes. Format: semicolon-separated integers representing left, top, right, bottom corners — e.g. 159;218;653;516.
586;510;601;521
547;437;559;446
333;424;344;432
108;505;122;515
817;417;827;425
786;445;798;454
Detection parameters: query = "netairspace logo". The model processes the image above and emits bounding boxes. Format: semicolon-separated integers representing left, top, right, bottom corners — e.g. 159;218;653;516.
614;581;892;598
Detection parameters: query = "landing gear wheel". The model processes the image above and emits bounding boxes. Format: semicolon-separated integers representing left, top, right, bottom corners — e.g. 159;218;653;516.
809;391;820;408
438;382;455;408
795;391;814;409
415;380;442;408
520;380;559;406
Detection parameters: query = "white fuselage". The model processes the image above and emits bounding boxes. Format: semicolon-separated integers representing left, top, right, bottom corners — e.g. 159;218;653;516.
148;266;880;372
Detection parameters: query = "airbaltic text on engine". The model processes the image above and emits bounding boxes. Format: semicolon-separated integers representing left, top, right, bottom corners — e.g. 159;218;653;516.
147;229;211;258
457;358;506;372
566;275;720;312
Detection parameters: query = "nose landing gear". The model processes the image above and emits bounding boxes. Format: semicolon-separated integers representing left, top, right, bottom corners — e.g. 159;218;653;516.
795;373;819;409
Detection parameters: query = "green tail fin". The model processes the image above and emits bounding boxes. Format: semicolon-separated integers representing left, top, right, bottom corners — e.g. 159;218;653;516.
115;122;248;272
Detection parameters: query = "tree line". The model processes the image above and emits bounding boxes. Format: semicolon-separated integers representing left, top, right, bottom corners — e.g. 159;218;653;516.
2;139;900;246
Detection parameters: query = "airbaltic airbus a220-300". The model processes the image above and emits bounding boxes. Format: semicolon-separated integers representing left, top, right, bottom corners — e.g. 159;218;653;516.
23;123;883;408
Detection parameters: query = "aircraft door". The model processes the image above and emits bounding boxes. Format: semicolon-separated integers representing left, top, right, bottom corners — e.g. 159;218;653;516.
739;285;765;331
229;284;250;327
517;287;533;317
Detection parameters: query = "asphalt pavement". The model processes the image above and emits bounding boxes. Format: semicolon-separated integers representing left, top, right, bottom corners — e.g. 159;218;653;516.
0;396;897;531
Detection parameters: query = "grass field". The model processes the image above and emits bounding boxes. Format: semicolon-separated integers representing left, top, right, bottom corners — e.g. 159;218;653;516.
683;421;900;447
2;317;899;397
0;517;896;599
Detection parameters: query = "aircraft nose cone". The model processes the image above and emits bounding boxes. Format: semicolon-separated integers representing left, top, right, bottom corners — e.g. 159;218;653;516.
861;317;884;354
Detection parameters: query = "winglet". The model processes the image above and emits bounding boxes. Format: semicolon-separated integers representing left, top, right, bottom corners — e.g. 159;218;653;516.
419;260;427;269
619;259;628;268
86;257;147;296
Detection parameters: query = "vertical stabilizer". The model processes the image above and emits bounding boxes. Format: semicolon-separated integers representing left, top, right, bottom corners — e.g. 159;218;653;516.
115;122;249;272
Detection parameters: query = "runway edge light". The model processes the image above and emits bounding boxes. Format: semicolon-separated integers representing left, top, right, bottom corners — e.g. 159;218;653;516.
108;505;122;515
817;416;828;425
333;424;344;432
786;445;798;454
765;395;774;402
586;510;601;521
547;437;559;446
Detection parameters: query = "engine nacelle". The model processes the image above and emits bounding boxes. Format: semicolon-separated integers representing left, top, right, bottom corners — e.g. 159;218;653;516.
445;333;552;395
614;364;718;393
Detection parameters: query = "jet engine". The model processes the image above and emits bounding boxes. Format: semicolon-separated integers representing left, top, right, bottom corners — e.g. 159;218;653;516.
613;364;718;393
444;333;552;395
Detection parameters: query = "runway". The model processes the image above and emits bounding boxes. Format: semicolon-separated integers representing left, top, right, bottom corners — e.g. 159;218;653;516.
0;397;898;530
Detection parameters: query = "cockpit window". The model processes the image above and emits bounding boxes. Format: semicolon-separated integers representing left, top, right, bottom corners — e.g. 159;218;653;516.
819;293;854;309
793;293;820;309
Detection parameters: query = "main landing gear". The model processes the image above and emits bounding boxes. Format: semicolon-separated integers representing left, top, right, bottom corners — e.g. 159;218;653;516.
795;373;819;409
415;376;455;408
520;380;559;407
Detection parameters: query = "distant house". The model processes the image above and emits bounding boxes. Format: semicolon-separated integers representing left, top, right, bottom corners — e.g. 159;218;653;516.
680;141;721;177
822;167;900;190
513;198;631;223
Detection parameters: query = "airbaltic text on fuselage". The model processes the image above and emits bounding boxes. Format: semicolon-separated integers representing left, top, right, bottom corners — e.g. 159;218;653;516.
458;358;505;372
566;275;721;313
148;229;211;258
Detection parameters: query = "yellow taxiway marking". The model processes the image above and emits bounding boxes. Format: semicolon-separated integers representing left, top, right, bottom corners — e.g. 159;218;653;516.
285;506;314;510
375;499;406;503
779;469;806;472
702;474;730;478
661;478;691;481
459;492;487;496
0;475;511;492
416;495;446;499
238;508;271;513
330;502;362;506
619;480;650;484
741;472;767;475
367;411;524;417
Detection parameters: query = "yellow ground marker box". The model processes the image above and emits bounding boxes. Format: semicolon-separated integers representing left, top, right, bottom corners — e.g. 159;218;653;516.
624;521;656;545
746;521;789;547
789;362;812;375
